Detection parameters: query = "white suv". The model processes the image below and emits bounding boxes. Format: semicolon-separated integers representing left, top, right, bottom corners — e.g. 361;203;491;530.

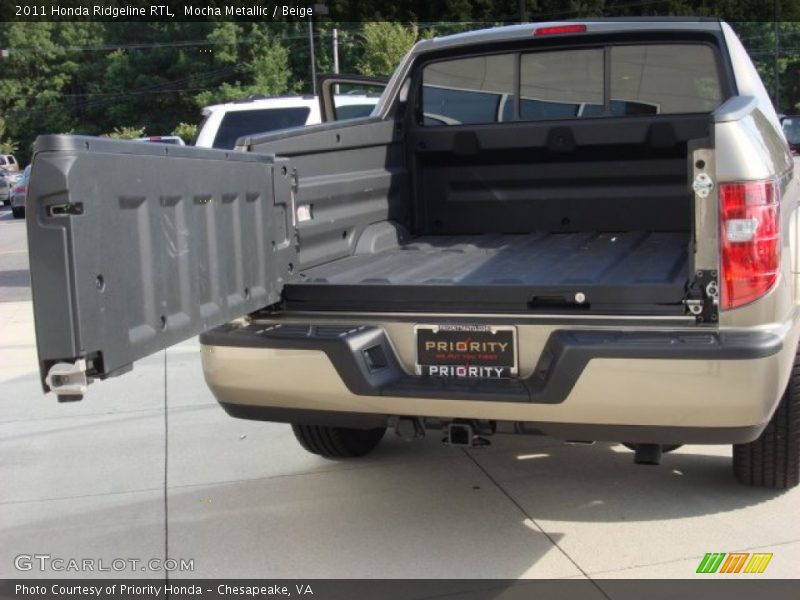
195;95;378;149
0;154;19;172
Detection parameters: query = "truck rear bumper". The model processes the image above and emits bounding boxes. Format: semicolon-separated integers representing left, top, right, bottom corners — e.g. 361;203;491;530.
199;318;795;444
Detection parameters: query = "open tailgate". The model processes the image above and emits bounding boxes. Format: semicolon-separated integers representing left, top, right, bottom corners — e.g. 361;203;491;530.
27;135;296;398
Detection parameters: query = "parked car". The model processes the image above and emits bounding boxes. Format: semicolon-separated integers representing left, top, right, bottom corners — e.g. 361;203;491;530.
195;92;380;149
782;115;800;155
0;154;20;172
0;167;22;206
10;164;30;219
25;20;800;490
134;135;186;146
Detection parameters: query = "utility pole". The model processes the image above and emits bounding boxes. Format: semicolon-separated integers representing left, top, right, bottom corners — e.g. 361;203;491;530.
518;0;527;22
308;20;317;95
332;28;339;74
309;3;330;96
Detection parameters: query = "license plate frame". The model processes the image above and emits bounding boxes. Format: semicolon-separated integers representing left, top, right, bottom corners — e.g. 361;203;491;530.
414;324;518;379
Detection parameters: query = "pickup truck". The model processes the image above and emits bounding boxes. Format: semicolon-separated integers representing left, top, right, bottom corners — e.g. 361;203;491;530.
27;20;800;489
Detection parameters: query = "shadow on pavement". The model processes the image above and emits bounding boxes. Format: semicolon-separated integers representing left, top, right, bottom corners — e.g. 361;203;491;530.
0;269;31;288
463;437;785;523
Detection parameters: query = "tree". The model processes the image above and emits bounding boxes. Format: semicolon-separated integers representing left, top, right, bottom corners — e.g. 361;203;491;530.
357;22;419;78
103;126;145;139
171;122;198;144
194;24;296;106
1;9;800;165
0;116;18;154
0;22;105;163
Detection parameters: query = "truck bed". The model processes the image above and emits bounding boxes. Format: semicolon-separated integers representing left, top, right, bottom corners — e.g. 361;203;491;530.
284;231;690;313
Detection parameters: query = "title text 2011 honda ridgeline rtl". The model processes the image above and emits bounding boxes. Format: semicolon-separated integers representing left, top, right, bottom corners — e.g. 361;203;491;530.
27;20;800;488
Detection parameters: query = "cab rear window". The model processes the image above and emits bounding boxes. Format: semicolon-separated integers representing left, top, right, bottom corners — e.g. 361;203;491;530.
213;107;310;149
421;43;724;126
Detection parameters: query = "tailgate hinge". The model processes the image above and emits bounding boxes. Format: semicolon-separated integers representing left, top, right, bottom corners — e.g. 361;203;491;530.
45;359;90;401
684;269;719;324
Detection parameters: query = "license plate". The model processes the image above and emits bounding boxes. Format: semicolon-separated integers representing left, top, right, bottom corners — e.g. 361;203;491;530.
415;325;517;378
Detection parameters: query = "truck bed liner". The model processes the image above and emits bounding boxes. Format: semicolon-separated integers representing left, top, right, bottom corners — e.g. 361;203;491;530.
285;231;690;313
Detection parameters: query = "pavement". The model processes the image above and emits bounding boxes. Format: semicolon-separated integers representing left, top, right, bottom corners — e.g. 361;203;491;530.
1;204;799;583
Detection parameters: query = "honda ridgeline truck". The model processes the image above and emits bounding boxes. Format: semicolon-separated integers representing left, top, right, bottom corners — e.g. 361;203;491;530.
27;20;800;488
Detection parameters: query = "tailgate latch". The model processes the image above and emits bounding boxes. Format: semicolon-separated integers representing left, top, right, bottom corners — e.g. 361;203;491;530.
692;173;714;199
684;298;703;316
46;202;84;217
45;359;89;401
684;269;719;324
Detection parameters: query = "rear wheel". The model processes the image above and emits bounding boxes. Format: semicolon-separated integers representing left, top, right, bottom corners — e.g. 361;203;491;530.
291;424;386;459
11;206;24;219
733;350;800;489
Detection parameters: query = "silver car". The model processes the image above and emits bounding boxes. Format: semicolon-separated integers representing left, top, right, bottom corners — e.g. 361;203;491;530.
10;164;30;219
0;167;22;206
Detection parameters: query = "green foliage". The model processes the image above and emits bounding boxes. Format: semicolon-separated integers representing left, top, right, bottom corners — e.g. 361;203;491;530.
357;22;419;77
103;126;145;139
0;11;799;164
0;116;18;154
730;21;800;113
194;26;295;106
171;122;198;144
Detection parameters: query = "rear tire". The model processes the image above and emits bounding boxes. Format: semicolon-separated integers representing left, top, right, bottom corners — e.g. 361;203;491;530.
291;424;386;458
11;206;24;219
733;348;800;489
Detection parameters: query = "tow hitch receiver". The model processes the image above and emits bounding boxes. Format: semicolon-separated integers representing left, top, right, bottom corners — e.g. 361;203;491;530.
448;422;473;446
444;422;491;448
633;443;663;465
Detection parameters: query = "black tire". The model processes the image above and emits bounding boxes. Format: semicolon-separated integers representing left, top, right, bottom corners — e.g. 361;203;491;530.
11;206;24;219
291;424;386;458
622;443;682;453
733;351;800;489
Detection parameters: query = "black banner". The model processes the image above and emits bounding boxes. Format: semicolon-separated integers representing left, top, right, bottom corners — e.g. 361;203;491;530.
1;0;799;23
2;580;800;600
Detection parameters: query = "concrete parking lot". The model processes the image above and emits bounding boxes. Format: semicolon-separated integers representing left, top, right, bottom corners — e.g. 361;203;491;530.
1;204;799;583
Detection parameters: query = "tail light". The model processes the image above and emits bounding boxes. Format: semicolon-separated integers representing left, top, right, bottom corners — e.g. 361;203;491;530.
719;180;780;309
13;186;26;194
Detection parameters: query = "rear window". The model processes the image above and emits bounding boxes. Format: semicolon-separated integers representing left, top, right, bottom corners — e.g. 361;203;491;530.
422;54;514;125
610;45;722;114
333;103;377;120
213;107;310;149
421;43;723;126
519;49;604;119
